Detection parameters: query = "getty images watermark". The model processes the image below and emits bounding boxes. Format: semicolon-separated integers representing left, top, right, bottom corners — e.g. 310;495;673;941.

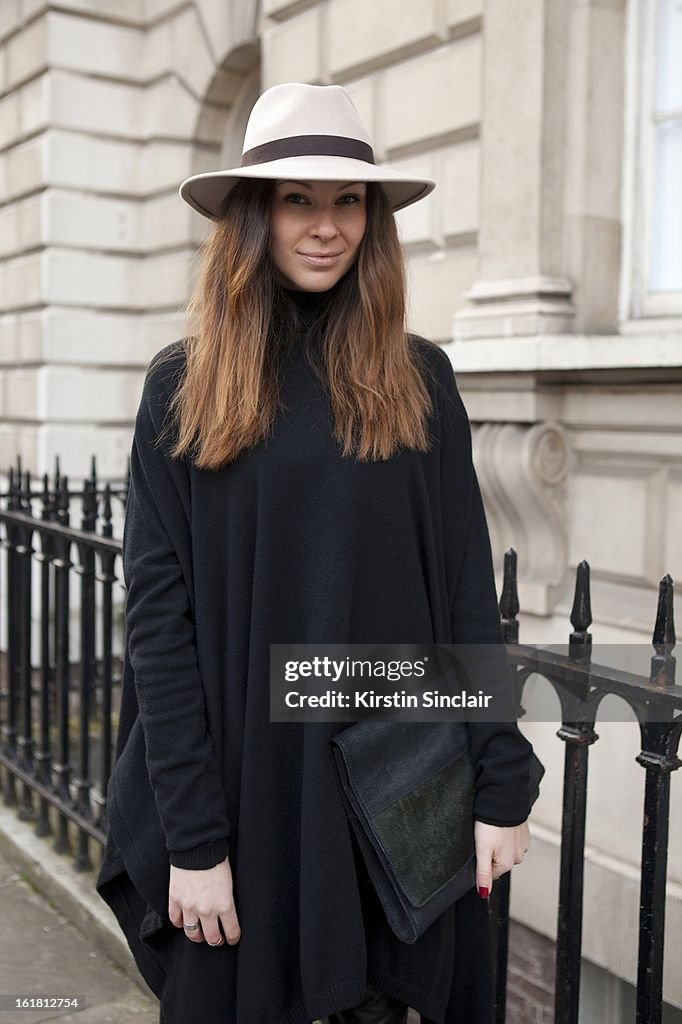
269;643;678;722
269;643;517;723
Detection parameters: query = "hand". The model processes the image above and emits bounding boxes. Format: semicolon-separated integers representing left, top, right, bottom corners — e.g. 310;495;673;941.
168;855;241;946
473;818;530;899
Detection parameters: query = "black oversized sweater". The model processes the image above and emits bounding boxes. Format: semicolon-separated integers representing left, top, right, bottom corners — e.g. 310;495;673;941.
96;289;537;1024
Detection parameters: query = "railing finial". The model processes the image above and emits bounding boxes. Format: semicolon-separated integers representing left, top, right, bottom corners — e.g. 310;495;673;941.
500;547;519;644
569;559;592;660
651;574;676;687
102;482;113;539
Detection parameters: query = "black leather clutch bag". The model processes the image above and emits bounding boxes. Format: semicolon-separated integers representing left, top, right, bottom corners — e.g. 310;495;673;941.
330;719;545;945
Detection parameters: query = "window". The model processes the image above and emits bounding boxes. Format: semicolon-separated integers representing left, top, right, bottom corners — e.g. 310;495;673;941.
622;0;682;320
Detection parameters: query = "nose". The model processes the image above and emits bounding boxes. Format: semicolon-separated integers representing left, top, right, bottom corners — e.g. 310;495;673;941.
309;207;341;241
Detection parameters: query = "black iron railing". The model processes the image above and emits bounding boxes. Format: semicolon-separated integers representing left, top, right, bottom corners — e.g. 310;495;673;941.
0;455;128;868
0;455;680;1024
491;551;681;1024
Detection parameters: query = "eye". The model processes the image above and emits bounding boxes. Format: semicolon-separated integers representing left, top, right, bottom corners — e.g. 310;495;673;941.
283;193;308;204
338;194;362;204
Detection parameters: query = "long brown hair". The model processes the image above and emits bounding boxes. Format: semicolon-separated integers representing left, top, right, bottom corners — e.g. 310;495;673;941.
156;178;436;470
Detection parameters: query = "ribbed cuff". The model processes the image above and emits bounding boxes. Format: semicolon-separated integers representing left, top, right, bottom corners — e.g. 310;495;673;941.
473;785;531;826
168;837;230;870
474;811;528;828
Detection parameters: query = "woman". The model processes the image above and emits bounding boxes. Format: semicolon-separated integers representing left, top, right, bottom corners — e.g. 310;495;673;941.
96;82;536;1024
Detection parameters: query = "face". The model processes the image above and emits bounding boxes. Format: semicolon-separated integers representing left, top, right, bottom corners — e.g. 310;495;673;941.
270;179;367;292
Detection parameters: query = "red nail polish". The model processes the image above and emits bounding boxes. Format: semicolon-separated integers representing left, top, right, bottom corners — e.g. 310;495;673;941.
478;886;489;899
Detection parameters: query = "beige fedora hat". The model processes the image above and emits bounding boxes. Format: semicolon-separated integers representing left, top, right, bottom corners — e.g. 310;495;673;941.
179;82;436;219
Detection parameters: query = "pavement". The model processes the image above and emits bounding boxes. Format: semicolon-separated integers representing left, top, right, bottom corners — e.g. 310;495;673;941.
0;801;158;1024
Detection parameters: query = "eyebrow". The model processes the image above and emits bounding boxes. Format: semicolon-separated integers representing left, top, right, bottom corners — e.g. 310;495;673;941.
276;180;366;191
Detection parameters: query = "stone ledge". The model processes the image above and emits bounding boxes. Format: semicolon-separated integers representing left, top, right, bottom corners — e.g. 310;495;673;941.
443;332;682;374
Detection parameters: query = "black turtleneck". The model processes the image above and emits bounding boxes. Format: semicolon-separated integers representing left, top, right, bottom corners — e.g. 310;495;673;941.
282;286;329;315
281;286;330;334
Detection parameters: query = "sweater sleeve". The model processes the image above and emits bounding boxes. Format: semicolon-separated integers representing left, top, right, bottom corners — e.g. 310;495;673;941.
451;470;535;826
123;343;231;870
429;340;535;827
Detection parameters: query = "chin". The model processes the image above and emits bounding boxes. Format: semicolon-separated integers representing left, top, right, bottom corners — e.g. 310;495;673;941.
306;279;339;292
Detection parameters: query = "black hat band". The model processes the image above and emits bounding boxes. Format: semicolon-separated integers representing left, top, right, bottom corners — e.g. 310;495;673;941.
241;134;376;167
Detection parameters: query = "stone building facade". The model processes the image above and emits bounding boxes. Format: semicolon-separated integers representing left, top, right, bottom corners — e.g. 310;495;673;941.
0;0;680;1020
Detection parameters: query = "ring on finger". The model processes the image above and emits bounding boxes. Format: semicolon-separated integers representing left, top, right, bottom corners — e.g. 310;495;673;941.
184;921;202;932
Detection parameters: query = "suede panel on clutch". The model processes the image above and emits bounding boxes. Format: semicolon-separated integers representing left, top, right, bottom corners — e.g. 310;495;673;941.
372;753;475;907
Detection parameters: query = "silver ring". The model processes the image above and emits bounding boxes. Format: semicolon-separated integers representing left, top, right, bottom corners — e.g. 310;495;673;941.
207;939;223;946
183;921;201;932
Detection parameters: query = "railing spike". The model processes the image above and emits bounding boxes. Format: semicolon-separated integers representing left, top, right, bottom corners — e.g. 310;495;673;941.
23;469;32;512
57;474;70;527
570;560;592;632
652;574;675;648
41;472;50;520
651;575;676;688
569;560;592;659
102;482;113;539
500;547;519;644
83;476;98;532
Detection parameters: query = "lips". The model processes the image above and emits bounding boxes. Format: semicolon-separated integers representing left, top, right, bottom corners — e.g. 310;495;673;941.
298;252;343;267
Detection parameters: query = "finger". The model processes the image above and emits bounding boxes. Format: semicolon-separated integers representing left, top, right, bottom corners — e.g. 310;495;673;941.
201;916;225;947
220;909;242;945
474;849;493;900
515;832;529;860
168;899;183;929
514;841;528;864
182;915;205;943
491;853;514;878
